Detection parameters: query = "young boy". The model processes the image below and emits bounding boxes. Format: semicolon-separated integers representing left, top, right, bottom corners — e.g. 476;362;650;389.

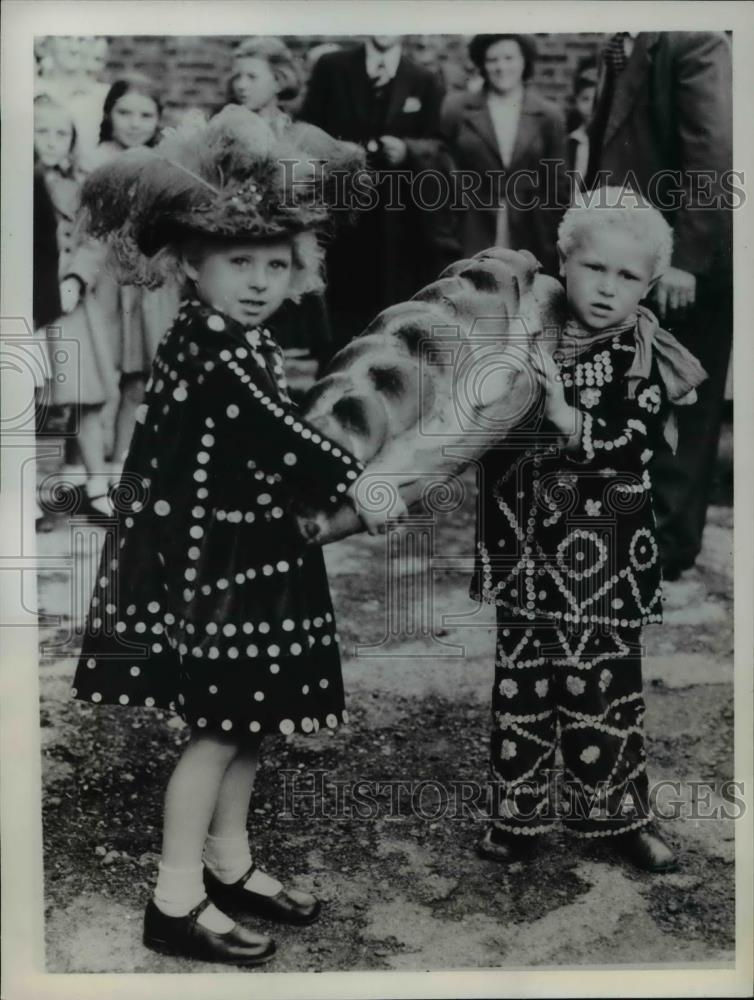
472;189;706;870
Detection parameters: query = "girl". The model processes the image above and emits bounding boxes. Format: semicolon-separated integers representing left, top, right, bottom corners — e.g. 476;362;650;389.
94;73;162;163
472;191;706;872
53;74;178;515
33;96;87;527
71;107;387;965
34;96;84;325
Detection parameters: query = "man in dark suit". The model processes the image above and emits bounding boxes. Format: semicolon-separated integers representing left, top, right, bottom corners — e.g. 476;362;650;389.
587;31;733;579
300;35;459;355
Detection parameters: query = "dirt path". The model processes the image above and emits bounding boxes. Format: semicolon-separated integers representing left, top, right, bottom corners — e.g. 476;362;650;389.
38;469;734;973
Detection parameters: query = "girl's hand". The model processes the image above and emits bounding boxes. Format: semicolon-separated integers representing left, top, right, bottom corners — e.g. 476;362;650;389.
347;479;409;536
60;276;83;314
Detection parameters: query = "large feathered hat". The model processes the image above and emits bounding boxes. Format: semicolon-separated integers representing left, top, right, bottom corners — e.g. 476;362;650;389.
78;105;368;286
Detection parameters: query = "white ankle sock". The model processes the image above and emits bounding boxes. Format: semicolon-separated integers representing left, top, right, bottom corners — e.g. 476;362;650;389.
153;862;233;933
203;833;252;884
203;834;282;897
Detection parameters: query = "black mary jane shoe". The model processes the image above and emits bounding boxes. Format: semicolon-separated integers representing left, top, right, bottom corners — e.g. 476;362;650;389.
477;827;540;863
204;865;321;926
610;824;678;873
77;490;114;520
143;897;276;966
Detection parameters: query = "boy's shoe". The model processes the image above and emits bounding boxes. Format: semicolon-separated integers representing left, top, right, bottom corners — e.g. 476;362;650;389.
477;826;540;863
143;897;275;966
610;823;678;872
203;865;321;925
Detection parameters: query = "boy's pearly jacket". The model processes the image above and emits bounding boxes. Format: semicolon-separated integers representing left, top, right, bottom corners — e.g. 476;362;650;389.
472;324;669;630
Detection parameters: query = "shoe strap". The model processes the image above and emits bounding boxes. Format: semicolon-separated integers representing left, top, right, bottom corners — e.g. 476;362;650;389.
186;895;213;926
237;863;259;888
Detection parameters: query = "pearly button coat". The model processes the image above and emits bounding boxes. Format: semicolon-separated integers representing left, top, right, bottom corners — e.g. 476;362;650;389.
471;328;669;631
72;300;364;739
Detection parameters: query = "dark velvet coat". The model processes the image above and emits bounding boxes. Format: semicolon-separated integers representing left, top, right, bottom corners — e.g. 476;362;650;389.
73;299;364;738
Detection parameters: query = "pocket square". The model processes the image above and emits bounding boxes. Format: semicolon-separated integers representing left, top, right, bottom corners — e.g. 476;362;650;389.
402;96;421;113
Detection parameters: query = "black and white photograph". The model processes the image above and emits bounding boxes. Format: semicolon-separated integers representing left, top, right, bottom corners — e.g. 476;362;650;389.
1;2;752;998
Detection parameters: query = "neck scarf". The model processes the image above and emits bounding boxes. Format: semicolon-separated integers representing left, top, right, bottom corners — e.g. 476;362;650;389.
558;306;708;453
559;305;707;404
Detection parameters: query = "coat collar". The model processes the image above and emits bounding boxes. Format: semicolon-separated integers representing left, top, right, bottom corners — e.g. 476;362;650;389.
601;32;661;147
463;85;544;167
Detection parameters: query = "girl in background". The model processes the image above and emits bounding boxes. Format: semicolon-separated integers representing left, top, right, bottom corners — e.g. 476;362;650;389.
53;74;180;514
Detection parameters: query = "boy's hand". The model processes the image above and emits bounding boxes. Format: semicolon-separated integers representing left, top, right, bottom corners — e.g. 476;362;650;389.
531;350;583;449
531;350;568;423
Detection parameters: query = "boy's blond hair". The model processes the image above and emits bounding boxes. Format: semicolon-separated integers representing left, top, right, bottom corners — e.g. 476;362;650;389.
558;186;674;280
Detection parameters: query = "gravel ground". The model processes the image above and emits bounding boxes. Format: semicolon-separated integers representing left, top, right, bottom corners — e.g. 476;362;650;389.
37;428;735;974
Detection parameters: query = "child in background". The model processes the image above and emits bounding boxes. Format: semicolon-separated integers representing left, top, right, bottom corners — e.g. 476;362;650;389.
71;107;392;964
34;96;86;279
52;74;177;515
225;39;335;383
473;189;706;871
225;36;300;120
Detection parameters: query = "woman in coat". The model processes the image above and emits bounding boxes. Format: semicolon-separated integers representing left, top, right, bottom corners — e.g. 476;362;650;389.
441;34;568;275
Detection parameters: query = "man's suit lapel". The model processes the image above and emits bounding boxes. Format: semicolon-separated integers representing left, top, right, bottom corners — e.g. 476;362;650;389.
603;33;660;147
384;55;413;130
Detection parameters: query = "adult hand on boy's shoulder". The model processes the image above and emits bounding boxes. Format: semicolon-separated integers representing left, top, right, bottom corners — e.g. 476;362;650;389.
653;267;696;319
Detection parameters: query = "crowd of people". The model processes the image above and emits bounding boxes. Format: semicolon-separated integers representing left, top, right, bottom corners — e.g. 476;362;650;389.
31;31;735;968
33;31;731;576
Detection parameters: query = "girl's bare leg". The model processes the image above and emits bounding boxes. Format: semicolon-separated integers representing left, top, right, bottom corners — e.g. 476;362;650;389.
112;373;145;467
156;730;240;930
205;740;282;895
77;404;111;512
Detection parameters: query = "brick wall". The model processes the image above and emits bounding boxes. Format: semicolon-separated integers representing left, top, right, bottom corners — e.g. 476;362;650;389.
104;33;604;119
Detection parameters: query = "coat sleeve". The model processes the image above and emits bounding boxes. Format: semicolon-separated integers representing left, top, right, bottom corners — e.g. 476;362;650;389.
206;352;364;506
666;32;732;275
539;105;570;259
33;171;62;329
